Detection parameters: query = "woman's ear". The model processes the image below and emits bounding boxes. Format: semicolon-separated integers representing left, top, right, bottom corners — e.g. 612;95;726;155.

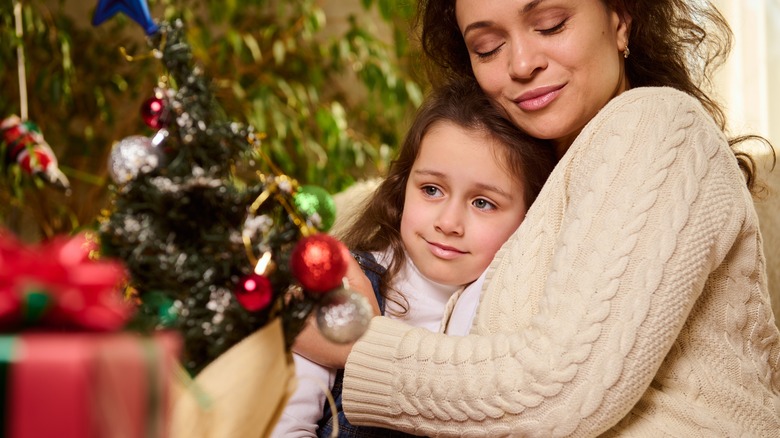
616;9;632;52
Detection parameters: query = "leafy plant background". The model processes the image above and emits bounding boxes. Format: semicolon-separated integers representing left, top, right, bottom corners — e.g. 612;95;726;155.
0;0;423;242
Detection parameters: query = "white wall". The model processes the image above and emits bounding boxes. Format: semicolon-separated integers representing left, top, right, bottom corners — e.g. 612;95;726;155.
712;0;780;327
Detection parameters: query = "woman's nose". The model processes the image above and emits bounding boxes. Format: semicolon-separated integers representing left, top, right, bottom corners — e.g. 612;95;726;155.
508;40;546;79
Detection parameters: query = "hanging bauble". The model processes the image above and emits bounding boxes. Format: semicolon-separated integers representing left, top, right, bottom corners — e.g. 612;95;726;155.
1;115;70;190
290;234;348;293
1;115;36;148
18;149;51;173
234;273;273;312
316;287;372;344
293;185;337;232
140;96;167;129
142;290;178;327
107;135;165;184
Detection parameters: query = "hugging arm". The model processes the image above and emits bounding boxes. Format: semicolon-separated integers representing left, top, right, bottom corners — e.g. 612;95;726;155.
341;89;749;436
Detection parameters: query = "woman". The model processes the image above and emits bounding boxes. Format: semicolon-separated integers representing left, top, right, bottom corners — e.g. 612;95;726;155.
327;0;780;436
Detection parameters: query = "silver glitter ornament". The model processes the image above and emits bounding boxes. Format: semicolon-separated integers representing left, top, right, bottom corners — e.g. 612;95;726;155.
316;287;372;344
107;135;165;183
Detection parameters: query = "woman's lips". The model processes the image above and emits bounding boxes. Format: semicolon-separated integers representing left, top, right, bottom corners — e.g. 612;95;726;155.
515;84;564;111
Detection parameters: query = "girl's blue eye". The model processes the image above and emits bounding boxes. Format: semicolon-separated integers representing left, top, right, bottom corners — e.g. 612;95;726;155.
473;198;497;211
423;186;441;197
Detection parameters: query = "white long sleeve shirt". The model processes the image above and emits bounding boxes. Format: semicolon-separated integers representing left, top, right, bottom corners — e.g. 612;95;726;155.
270;256;463;437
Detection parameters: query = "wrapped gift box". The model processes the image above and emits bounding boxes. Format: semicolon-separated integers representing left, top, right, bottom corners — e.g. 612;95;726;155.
1;331;181;438
0;229;182;437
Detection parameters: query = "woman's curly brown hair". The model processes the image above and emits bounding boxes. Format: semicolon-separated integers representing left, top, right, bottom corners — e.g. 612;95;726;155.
416;0;774;193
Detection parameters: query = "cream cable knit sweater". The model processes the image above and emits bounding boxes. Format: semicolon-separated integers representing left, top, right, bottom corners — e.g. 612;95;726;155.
341;87;780;437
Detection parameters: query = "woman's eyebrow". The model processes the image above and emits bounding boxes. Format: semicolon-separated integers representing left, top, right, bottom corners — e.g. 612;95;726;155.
522;0;547;14
462;20;494;37
462;0;548;36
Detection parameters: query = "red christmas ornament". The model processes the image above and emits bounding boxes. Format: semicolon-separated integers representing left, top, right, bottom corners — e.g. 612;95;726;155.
2;116;51;170
18;149;53;173
234;273;273;312
290;234;348;293
1;115;69;189
140;96;167;129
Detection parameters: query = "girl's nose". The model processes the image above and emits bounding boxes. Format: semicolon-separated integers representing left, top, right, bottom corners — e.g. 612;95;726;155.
434;203;465;236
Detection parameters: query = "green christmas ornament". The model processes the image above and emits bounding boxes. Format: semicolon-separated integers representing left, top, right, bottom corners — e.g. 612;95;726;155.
144;290;178;327
293;185;337;232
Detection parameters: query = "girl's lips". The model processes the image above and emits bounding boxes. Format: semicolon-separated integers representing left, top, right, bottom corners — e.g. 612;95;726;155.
426;241;465;260
514;84;564;111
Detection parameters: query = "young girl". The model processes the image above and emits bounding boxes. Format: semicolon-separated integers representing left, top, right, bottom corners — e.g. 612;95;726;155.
271;80;556;437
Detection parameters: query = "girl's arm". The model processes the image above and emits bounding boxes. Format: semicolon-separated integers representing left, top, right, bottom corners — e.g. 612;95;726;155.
269;353;335;438
293;254;379;368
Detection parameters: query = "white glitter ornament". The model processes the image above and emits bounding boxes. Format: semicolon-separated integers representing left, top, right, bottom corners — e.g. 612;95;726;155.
107;135;165;183
316;287;372;344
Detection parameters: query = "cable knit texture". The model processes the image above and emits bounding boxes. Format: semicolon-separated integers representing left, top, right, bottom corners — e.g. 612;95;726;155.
341;87;780;437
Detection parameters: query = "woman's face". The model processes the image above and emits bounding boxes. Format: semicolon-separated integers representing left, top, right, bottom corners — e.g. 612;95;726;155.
455;0;631;154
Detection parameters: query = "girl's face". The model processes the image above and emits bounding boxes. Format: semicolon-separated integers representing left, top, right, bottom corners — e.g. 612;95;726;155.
456;0;631;155
400;121;527;286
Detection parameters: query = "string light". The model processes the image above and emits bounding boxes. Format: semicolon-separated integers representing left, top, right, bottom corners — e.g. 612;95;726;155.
13;0;28;121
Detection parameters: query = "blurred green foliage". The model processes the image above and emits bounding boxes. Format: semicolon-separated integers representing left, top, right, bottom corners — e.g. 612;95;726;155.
0;0;423;241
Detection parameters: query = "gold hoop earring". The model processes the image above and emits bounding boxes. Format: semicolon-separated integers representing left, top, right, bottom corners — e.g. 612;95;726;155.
623;46;631;59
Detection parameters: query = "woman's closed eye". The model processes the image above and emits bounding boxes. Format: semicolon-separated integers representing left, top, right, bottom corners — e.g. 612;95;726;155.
472;17;568;59
475;42;505;60
537;18;568;35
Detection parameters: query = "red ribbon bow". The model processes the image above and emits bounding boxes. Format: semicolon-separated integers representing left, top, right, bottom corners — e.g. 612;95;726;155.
0;229;134;331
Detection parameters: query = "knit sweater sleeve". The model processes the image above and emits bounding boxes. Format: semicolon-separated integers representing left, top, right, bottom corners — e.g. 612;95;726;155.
341;88;747;437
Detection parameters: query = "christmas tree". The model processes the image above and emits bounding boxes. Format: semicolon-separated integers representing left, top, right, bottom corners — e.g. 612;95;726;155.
1;0;421;244
95;5;372;375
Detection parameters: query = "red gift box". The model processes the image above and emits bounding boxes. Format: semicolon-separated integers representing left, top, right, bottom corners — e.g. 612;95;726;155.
1;331;181;438
0;229;182;437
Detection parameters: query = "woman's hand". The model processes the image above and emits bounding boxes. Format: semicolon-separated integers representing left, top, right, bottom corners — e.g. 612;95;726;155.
293;254;379;369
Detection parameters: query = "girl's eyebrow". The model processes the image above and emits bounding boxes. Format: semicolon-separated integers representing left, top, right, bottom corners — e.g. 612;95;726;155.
412;169;446;178
462;0;547;36
474;182;512;200
412;169;513;200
